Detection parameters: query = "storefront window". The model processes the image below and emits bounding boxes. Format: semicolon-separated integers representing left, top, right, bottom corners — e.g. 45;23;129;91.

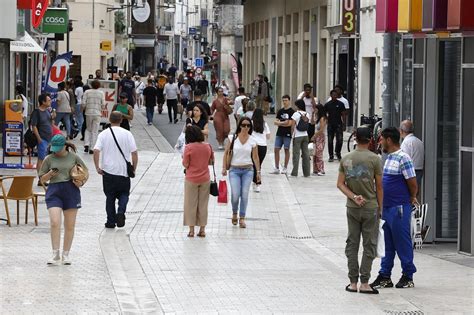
402;38;413;120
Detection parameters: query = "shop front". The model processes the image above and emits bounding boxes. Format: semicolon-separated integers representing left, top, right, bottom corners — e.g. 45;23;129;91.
377;0;474;254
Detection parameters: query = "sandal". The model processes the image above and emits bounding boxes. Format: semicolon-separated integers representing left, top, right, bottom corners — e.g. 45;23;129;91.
232;214;238;225
239;217;246;228
359;287;379;294
187;232;194;237
197;231;206;238
345;284;357;293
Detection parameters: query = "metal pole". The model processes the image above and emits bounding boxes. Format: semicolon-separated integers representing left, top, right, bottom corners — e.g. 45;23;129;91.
382;33;394;129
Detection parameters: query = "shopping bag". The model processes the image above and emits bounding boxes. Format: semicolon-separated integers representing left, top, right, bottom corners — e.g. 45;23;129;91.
174;132;186;156
377;219;385;258
217;179;228;204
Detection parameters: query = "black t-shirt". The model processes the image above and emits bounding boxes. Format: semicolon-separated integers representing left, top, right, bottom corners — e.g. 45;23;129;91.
196;80;209;94
143;86;157;107
186;117;207;130
276;107;295;138
324;100;345;126
187;100;211;116
120;79;135;100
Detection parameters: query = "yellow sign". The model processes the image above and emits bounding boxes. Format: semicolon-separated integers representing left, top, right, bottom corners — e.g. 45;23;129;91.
100;41;112;51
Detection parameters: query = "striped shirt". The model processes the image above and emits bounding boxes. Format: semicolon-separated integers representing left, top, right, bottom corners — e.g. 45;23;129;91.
383;149;416;208
82;89;105;116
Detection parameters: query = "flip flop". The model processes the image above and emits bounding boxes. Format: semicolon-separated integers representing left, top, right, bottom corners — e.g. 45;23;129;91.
359;288;379;294
345;284;357;293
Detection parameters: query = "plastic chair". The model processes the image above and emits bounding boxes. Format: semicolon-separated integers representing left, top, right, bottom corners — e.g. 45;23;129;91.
0;176;38;226
33;182;47;216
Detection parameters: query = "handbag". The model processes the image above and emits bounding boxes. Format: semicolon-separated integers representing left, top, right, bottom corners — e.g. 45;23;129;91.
177;103;184;114
377;219;385;258
210;163;218;197
109;127;135;178
217;179;228;204
224;134;236;170
70;164;89;187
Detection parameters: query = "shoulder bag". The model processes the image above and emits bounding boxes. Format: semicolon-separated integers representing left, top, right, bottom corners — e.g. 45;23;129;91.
209;145;218;196
224;134;237;170
109;127;135;178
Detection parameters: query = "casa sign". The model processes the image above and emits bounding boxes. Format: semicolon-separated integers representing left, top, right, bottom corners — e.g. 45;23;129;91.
40;8;69;34
32;0;49;28
342;0;357;35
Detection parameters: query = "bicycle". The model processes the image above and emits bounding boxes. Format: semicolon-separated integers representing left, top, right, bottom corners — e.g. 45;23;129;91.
347;114;383;154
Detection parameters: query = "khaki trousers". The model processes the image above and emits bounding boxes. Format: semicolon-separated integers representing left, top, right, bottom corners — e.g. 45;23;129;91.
183;179;210;227
345;207;378;283
84;115;101;148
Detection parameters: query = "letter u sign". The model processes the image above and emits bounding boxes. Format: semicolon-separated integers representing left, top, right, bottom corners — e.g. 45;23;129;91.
342;0;357;35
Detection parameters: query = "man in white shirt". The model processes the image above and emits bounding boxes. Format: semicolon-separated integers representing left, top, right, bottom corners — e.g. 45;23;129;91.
297;83;319;140
400;120;424;189
233;87;248;122
93;111;138;229
163;77;180;124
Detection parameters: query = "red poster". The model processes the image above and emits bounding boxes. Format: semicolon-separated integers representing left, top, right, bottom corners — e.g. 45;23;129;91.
32;0;48;28
17;0;33;9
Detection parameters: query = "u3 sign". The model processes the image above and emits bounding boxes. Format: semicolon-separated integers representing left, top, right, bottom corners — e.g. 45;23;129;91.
343;0;357;35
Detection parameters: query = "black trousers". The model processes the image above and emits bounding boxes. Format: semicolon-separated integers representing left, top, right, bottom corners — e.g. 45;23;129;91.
167;99;178;122
327;124;343;158
252;145;267;184
307;124;315;140
103;172;131;225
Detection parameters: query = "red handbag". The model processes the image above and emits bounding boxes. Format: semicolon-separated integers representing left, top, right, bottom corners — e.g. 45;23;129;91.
217;179;228;204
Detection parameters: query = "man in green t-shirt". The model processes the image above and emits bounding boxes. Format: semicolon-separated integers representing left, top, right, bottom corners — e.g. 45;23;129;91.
337;127;383;294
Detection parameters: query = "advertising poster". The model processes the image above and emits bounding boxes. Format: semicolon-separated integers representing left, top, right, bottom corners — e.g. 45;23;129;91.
43;51;73;108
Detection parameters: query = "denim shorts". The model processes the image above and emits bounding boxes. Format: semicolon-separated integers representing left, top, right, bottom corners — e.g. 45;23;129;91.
45;181;81;210
274;136;291;149
37;139;49;160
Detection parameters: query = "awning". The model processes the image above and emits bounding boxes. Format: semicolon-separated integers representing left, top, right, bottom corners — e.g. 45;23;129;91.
133;38;155;48
10;32;45;54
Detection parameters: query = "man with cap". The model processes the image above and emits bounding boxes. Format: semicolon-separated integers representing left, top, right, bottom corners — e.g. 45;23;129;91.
93;111;138;229
337;127;383;294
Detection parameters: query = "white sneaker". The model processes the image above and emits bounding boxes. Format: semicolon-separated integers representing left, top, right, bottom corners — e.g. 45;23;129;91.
281;167;288;174
62;251;71;265
252;183;257;192
255;185;261;193
318;172;325;176
270;167;280;174
218;145;224;150
47;250;60;265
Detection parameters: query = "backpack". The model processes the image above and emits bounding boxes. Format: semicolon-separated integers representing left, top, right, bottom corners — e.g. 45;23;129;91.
25;109;39;149
296;112;309;132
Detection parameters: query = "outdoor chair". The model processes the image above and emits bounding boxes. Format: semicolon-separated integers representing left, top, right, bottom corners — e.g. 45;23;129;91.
0;176;38;227
33;182;47;217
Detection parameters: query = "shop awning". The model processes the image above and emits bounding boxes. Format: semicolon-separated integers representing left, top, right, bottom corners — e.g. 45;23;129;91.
10;32;45;54
133;38;155;48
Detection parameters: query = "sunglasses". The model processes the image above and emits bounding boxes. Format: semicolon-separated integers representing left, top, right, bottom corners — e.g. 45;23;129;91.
240;123;251;128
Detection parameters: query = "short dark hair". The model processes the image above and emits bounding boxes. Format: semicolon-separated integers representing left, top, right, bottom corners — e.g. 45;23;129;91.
355;127;372;144
185;125;204;144
238;87;245;94
295;99;305;111
91;80;101;89
236;117;253;135
194;89;202;96
38;93;50;105
303;83;312;90
147;79;153;84
282;94;290;100
16;85;24;94
335;84;344;92
58;82;66;90
381;127;401;145
330;89;338;97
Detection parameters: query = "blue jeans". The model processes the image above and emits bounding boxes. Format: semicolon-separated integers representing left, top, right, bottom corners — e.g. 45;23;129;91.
55;112;71;137
229;167;254;217
146;106;155;124
75;104;84;131
37;139;49;160
102;172;131;225
379;204;417;279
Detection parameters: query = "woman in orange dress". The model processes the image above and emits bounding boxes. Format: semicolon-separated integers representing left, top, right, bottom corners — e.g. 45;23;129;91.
211;87;233;149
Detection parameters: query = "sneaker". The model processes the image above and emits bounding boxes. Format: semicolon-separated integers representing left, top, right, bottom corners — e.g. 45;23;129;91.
84;146;89;153
270;167;280;174
116;213;126;228
105;222;116;229
62;251;71;265
88;150;94;154
174;118;179;124
47;250;60;265
395;275;414;288
328;158;334;162
280;167;288;174
336;155;342;160
370;275;394;289
311;172;319;177
317;172;325;176
255;185;261;193
218;145;224;150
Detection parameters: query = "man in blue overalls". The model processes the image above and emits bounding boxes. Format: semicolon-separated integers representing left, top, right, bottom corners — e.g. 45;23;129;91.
371;127;419;289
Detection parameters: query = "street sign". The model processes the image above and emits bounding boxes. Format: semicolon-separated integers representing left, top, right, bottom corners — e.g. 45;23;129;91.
342;0;357;35
40;8;68;34
32;0;49;28
189;27;197;35
100;41;112;51
87;80;118;124
201;19;209;27
195;57;204;68
195;67;202;74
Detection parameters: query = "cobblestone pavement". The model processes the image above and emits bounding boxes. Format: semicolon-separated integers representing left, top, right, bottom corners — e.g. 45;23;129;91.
1;109;473;314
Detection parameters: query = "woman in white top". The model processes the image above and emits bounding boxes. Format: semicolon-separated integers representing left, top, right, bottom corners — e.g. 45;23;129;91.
222;117;260;228
251;108;271;192
56;82;73;139
289;99;311;177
